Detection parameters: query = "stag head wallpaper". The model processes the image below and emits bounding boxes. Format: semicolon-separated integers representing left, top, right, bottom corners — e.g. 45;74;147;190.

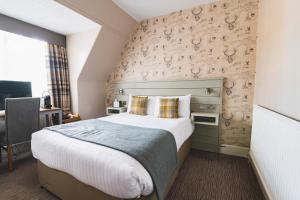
106;0;258;147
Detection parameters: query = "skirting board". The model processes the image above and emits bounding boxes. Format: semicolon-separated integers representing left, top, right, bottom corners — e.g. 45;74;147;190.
249;151;272;200
219;144;249;158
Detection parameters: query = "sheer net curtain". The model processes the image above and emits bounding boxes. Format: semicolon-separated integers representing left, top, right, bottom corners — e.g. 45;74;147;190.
0;30;48;97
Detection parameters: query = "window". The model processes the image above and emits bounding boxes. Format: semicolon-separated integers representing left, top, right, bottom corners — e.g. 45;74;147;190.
0;30;48;97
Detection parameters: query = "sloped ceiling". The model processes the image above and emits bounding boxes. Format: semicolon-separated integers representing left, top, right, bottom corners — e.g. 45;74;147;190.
55;0;137;118
0;0;99;35
55;0;137;37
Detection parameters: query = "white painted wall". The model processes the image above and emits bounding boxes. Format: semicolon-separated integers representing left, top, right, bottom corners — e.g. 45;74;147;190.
252;1;300;198
67;27;101;113
77;27;126;118
56;0;137;119
254;0;300;120
77;80;106;119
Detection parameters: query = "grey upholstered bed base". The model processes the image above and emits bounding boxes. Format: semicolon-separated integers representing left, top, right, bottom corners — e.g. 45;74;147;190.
37;136;192;200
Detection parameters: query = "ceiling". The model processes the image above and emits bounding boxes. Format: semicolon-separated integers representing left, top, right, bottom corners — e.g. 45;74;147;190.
0;0;99;35
112;0;218;21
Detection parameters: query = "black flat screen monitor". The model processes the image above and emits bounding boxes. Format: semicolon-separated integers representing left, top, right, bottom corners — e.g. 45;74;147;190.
0;80;32;110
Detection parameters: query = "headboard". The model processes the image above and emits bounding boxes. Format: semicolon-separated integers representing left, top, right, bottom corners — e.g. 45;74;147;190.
111;78;224;152
111;78;223;114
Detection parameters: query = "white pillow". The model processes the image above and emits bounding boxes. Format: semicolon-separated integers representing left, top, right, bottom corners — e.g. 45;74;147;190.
127;94;133;113
154;95;191;118
146;96;156;115
127;94;156;115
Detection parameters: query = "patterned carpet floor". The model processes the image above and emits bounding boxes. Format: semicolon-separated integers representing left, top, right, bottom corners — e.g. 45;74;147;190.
0;150;264;200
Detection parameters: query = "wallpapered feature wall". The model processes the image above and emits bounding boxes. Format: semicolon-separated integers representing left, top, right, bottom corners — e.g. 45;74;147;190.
106;0;258;147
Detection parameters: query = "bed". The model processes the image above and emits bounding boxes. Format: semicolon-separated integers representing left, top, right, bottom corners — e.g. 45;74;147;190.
31;79;223;200
32;113;194;199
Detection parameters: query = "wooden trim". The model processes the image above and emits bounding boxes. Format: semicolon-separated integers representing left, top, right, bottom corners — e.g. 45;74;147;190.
7;144;13;172
249;151;272;200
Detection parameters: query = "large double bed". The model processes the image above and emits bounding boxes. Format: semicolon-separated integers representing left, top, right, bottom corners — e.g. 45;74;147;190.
31;79;223;200
32;113;194;199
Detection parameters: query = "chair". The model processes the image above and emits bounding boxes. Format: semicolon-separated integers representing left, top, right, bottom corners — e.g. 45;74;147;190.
0;120;5;163
0;97;40;172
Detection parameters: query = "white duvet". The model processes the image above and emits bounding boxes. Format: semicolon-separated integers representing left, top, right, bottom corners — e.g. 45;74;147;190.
31;113;194;199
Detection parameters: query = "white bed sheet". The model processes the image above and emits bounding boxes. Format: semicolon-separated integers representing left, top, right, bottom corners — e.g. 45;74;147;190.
31;113;194;199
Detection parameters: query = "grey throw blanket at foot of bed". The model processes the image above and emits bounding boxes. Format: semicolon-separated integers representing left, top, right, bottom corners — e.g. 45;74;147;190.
45;119;178;200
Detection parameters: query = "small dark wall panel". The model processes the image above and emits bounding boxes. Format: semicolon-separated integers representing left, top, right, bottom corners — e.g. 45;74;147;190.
0;14;66;46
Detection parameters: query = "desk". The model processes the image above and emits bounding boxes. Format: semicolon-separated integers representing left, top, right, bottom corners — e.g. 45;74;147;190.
0;107;63;125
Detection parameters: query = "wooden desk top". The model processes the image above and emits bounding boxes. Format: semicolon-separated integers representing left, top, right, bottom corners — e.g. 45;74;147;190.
0;107;62;118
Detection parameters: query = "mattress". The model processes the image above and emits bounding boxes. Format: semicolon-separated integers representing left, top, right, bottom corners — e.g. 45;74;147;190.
31;113;194;199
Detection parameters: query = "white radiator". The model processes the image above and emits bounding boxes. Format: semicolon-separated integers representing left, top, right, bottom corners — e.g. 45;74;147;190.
250;105;300;200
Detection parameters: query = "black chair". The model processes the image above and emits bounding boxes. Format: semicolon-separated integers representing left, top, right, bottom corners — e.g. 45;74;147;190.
0;97;40;172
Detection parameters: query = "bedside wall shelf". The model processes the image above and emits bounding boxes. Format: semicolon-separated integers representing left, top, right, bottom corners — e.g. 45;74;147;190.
191;112;219;126
106;107;127;116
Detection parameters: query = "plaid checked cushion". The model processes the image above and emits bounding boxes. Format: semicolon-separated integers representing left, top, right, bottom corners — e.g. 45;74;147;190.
130;96;148;115
159;98;179;118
